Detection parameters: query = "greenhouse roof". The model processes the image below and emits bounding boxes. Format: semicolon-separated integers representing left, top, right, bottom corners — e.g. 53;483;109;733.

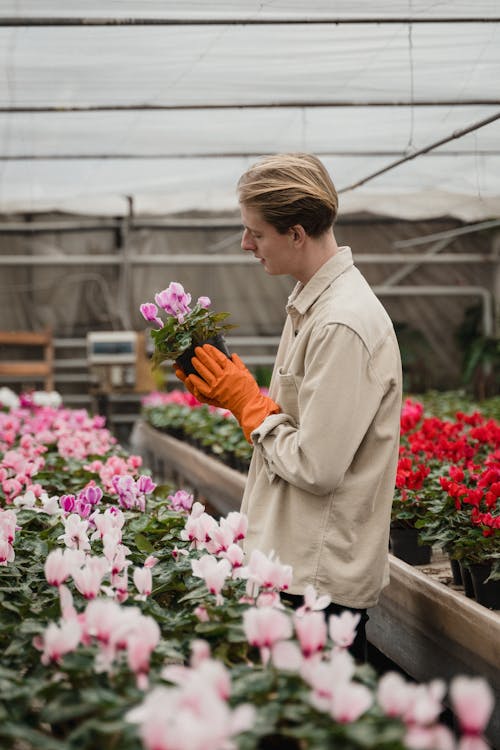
0;1;499;220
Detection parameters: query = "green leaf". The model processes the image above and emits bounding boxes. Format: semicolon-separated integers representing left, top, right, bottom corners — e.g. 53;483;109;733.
0;723;67;749
134;532;154;554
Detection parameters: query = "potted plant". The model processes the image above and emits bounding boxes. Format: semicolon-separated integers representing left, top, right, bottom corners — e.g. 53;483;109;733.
140;281;236;376
417;462;500;606
390;455;433;565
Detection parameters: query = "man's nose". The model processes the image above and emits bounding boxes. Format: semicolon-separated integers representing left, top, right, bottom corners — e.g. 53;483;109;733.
241;229;255;251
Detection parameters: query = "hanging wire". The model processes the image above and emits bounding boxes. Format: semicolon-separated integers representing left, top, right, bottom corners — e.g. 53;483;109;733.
474;132;483;201
338;110;500;193
405;2;415;155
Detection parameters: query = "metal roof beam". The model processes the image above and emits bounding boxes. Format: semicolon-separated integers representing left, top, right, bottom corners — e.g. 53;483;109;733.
339;111;500;193
1;150;499;160
0;253;494;266
393;219;500;247
1;100;499;113
1;17;499;26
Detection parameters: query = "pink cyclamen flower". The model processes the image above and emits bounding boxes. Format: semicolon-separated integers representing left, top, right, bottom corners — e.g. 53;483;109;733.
296;584;331;616
194;605;210;622
59;584;78;621
191;555;231;598
83;598;123;644
35;619;82;665
197;296;211;309
162;645;230;699
26;482;43;498
44;548;85;586
404;680;446;727
243;606;293;650
293;610;327;658
405;724;456;750
78;483;103;506
221;543;245;570
189;639;211;667
181;502;218;548
133;567;153;598
112;570;129;602
107;543;131;578
140;303;164;329
60;494;76;513
0;509;18;543
75;499;92;518
377;672;415;718
126;680;255;750
0;539;15;564
13;489;36;510
58;513;90;551
457;737;491;750
330;681;373;723
136;475;156;496
240;549;293;594
112;474;138;510
256;590;282;608
168;489;194;512
206;519;236;555
224;511;248;542
271;640;303;671
72;558;108;600
328;610;361;649
154;282;192;323
2;478;22;502
126;616;161;687
91;507;125;541
449;676;495;737
302;650;355;712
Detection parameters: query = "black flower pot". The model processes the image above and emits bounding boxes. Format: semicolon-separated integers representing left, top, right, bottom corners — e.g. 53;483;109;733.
390;526;432;566
175;334;231;377
257;735;301;750
459;561;475;599
469;563;500;610
449;556;463;586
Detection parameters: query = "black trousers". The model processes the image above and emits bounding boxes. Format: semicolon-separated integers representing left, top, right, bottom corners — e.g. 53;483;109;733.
281;592;369;663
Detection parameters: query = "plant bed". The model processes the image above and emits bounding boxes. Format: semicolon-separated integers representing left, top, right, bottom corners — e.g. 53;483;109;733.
131;419;500;747
4;391;497;749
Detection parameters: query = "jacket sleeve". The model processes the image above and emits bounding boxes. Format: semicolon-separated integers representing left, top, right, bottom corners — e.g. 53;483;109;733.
251;323;386;496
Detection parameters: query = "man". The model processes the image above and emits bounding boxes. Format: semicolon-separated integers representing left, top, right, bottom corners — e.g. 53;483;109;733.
176;153;402;660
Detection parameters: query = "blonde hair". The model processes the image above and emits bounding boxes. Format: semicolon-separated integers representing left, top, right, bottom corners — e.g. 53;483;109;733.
237;153;338;237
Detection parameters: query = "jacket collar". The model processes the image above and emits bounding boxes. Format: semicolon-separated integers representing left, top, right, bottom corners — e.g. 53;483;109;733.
286;246;353;315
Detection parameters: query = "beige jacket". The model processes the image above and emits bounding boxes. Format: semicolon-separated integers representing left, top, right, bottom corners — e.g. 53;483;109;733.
240;248;402;608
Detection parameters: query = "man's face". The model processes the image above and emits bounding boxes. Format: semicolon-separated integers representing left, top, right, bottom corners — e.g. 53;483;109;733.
240;203;297;276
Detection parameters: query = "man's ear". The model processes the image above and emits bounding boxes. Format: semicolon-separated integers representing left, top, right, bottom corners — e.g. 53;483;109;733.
289;224;306;245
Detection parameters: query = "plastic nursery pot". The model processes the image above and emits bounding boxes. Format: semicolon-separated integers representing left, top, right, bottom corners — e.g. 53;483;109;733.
449;556;463;586
389;525;432;566
459;561;475;599
175;334;231;378
469;563;500;610
257;735;301;750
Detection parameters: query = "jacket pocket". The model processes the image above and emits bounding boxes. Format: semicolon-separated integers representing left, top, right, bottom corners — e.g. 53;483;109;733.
277;369;299;422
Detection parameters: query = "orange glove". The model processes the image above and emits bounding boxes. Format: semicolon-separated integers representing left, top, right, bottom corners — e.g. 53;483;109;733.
185;344;280;442
174;365;222;408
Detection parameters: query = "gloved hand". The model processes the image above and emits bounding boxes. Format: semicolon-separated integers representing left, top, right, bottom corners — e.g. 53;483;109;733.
184;344;280;442
174;365;222;408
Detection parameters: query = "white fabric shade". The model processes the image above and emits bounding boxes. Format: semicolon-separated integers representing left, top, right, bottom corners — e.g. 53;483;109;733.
0;1;499;219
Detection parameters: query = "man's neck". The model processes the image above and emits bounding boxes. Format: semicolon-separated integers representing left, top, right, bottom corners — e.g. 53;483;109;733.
295;231;339;285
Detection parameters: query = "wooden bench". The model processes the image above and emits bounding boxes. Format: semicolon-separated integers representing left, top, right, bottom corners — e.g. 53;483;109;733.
0;330;54;391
